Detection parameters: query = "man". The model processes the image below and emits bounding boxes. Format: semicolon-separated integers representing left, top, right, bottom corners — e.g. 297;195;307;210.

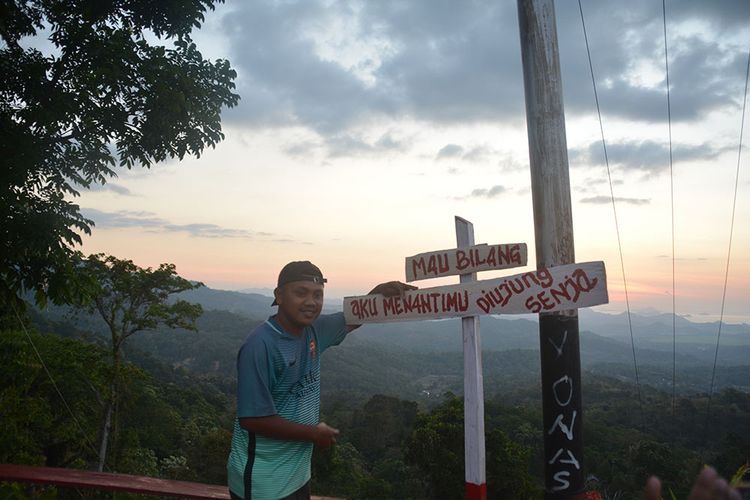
227;261;414;500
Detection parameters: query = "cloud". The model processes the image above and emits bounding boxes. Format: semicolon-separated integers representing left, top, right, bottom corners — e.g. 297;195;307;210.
569;140;729;173
217;0;747;137
436;144;464;159
325;131;411;158
579;196;650;205
462;185;508;200
557;0;749;123
221;1;387;133
220;1;525;132
656;254;709;261
88;183;134;196
283;141;321;158
282;131;411;159
83;208;268;239
435;143;512;166
463;146;495;163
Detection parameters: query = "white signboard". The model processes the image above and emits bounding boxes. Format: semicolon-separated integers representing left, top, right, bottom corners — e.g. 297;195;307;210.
405;243;527;282
345;261;608;324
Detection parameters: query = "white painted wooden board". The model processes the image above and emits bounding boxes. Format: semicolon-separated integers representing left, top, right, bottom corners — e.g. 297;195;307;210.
405;243;527;282
455;217;487;490
344;261;608;324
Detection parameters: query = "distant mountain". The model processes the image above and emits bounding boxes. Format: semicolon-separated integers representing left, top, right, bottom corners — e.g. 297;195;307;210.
170;287;750;366
174;286;342;319
577;309;750;364
578;308;750;343
174;287;274;318
30;285;750;401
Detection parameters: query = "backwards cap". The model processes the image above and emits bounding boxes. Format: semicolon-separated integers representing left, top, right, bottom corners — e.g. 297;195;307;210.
271;261;327;306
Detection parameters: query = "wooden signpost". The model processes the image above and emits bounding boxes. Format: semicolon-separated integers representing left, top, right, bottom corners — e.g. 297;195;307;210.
345;261;606;324
344;217;608;500
405;242;527;282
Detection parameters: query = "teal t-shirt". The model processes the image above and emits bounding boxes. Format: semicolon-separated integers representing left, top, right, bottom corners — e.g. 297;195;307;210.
227;312;348;499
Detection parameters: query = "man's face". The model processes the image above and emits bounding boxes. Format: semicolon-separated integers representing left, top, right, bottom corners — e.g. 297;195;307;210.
274;280;324;334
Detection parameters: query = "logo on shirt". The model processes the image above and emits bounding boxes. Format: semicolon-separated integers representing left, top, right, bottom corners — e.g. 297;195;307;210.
309;340;317;359
290;369;320;399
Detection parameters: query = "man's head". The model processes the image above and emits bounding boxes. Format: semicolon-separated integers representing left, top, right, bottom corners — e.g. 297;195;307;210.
272;261;327;334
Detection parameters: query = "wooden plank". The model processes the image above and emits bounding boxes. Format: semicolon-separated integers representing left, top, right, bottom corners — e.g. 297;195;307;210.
0;464;231;499
344;261;608;324
405;243;527;282
455;217;487;499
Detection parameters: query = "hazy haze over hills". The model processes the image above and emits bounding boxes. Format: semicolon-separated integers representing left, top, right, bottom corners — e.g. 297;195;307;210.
31;285;750;401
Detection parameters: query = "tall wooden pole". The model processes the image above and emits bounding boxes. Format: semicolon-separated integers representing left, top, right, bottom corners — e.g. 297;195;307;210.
455;216;487;500
517;1;585;498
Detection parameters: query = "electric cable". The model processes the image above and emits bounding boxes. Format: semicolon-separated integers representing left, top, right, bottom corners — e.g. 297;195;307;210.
11;301;105;467
577;0;646;430
704;45;750;441
661;0;678;424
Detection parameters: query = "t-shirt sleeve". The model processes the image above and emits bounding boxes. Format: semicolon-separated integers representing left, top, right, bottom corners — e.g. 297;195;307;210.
314;312;349;352
236;335;277;418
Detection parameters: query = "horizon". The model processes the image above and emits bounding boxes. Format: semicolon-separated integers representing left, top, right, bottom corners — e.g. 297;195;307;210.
192;282;750;326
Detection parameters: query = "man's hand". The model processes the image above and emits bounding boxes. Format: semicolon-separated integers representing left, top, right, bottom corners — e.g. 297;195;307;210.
645;467;741;500
313;422;339;448
347;281;418;331
368;281;417;297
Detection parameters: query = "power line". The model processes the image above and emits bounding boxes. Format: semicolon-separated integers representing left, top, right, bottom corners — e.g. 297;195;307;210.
661;0;678;425
576;0;645;431
11;301;104;467
705;45;750;440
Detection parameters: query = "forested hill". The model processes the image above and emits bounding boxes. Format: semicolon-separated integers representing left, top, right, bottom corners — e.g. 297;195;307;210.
32;286;750;398
177;286;750;358
176;286;750;368
15;286;750;498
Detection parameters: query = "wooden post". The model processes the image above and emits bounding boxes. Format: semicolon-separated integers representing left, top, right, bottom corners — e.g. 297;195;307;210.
455;216;487;500
517;0;585;497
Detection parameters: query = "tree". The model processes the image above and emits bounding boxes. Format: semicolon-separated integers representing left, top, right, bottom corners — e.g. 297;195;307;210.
0;328;109;469
349;394;418;462
0;0;239;315
406;394;540;499
405;394;466;500
77;253;203;471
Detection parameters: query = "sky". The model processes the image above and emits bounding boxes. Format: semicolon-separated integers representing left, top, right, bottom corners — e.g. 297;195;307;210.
73;0;750;323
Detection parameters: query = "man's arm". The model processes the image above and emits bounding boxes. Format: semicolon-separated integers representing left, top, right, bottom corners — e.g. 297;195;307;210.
347;280;417;332
239;415;339;448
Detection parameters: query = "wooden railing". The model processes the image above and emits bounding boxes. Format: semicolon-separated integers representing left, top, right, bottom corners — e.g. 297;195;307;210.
0;464;230;499
0;464;341;499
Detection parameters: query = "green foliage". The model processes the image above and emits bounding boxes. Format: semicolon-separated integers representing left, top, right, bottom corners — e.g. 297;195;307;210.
0;0;239;314
404;393;541;499
0;328;109;468
72;253;204;470
312;395;427;500
78;253;204;344
349;395;419;462
625;440;697;498
0;481;57;500
312;442;369;499
730;462;750;487
8;304;750;496
0;326;233;487
405;394;465;500
485;428;541;499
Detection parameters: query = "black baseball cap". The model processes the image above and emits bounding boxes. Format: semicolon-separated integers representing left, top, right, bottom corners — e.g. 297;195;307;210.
271;261;327;306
